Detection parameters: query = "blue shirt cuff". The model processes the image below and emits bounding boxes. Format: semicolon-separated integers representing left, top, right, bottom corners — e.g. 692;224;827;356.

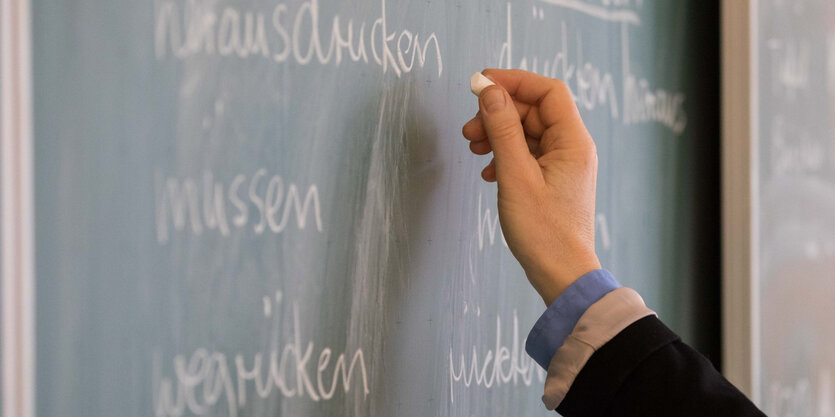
525;269;621;369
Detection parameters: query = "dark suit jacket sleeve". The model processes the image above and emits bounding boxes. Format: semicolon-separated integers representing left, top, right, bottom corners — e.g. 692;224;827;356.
556;315;766;417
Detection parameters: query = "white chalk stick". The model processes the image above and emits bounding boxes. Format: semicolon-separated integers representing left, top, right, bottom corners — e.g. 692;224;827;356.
470;72;495;96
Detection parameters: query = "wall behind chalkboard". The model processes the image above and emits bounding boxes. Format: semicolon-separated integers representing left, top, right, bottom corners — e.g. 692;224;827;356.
32;1;719;416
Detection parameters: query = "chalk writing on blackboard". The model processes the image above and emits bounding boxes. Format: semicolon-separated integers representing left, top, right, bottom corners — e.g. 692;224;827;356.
153;295;368;417
448;311;546;403
498;2;687;134
477;192;507;251
154;170;323;243
154;0;443;78
766;368;834;417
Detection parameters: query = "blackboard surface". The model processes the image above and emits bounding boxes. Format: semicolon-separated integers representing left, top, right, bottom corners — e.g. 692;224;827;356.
32;1;719;416
756;0;835;413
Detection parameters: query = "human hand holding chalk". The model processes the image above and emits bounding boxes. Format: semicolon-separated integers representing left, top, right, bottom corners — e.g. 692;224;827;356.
463;69;601;305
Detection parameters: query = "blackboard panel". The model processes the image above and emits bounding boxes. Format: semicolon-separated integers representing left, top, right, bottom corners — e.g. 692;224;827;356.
756;0;835;413
32;1;719;416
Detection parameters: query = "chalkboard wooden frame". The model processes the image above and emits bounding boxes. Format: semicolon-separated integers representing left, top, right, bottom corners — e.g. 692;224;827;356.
721;0;760;404
0;0;35;416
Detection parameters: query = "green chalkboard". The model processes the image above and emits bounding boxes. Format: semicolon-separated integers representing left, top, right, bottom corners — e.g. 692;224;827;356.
32;1;720;416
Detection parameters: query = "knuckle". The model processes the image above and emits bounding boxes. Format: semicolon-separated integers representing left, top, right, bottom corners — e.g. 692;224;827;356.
541;78;576;113
582;142;599;169
549;78;571;99
550;77;568;91
489;118;520;139
588;140;598;159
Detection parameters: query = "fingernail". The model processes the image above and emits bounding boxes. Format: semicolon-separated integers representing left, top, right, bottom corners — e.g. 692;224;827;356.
481;87;506;113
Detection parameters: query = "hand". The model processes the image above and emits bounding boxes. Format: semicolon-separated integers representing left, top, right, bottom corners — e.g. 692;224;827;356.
462;69;601;305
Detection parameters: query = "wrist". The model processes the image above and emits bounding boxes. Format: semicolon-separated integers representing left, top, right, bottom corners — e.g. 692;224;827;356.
526;252;601;305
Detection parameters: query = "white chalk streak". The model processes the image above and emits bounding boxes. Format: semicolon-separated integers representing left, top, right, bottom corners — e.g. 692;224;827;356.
262;296;271;317
537;0;641;25
596;214;611;250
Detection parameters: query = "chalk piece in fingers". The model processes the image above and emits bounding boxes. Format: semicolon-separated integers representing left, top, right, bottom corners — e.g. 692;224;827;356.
470;72;495;96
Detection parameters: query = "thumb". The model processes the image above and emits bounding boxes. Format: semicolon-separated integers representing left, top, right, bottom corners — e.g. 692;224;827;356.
478;85;539;182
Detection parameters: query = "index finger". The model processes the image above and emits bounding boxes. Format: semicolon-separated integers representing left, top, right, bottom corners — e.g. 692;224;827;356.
482;69;581;128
